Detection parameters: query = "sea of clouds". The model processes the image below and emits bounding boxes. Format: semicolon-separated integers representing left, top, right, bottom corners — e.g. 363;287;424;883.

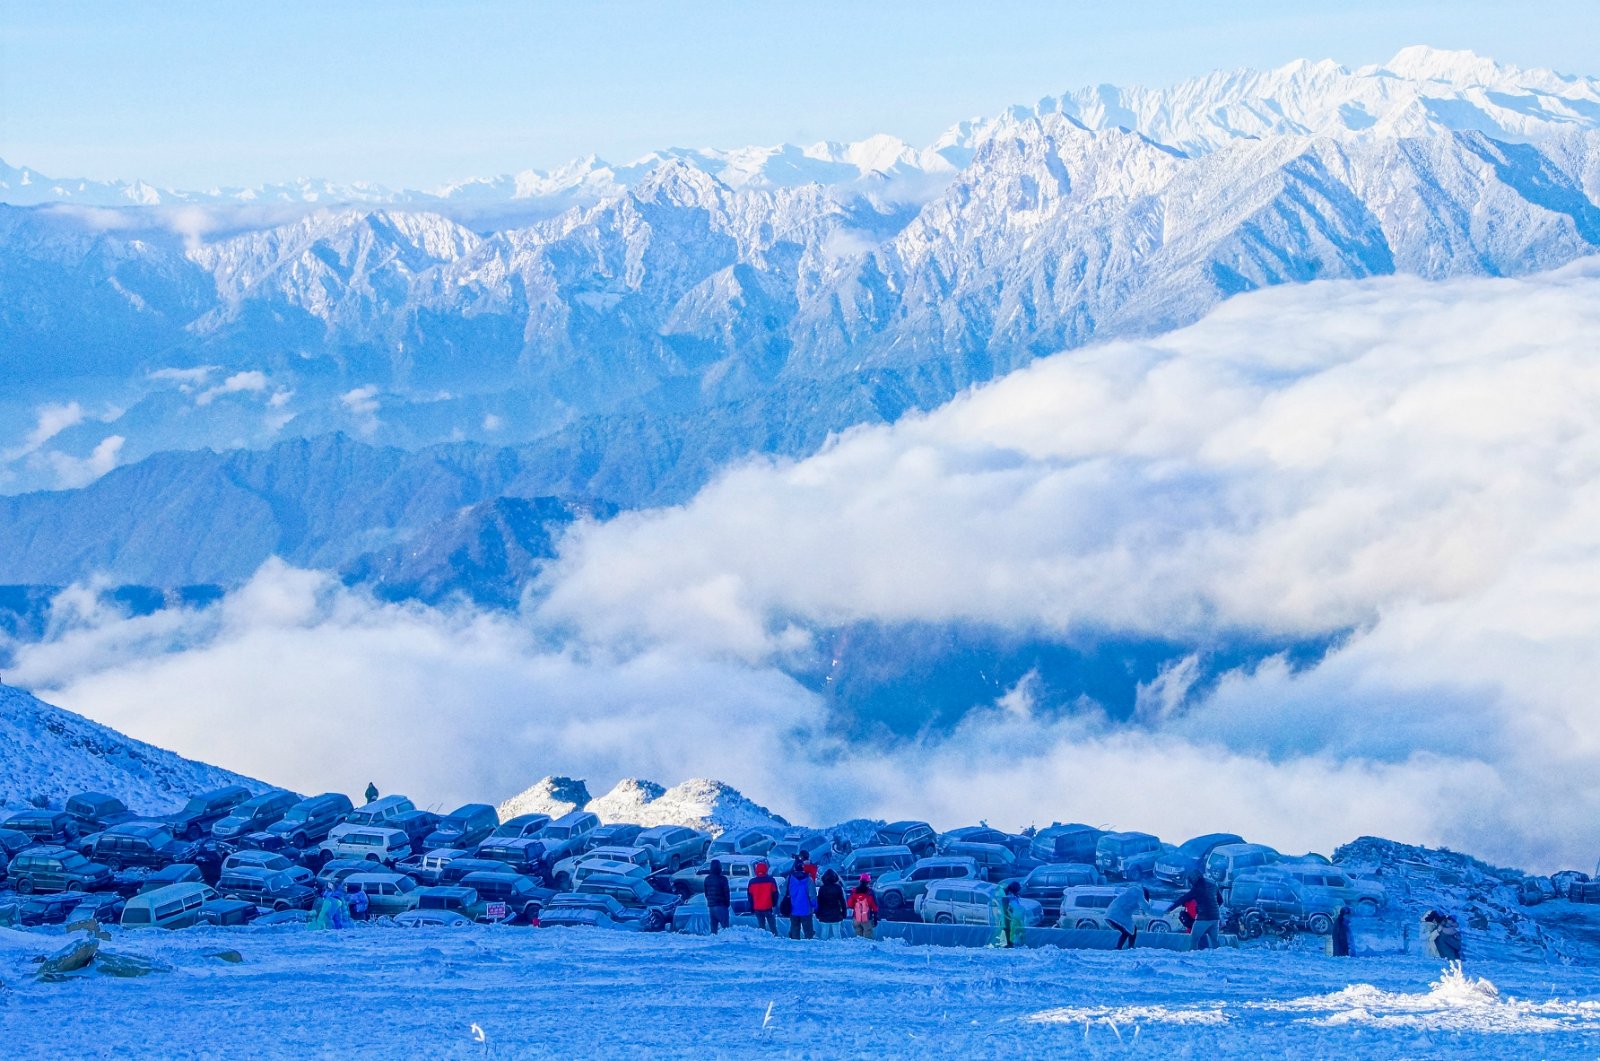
13;260;1600;871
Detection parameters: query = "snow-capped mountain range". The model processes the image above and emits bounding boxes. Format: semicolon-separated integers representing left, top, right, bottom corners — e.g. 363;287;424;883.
4;46;1600;591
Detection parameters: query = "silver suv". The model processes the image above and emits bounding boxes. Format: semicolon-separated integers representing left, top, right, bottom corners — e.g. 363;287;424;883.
634;825;708;871
916;879;1042;927
875;856;980;913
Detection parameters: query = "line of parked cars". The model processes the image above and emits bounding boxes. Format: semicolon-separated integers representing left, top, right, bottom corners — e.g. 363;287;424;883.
0;791;1386;939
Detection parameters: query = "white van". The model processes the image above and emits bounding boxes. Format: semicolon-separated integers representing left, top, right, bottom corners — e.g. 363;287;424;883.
343;795;416;829
121;883;218;929
320;826;412;865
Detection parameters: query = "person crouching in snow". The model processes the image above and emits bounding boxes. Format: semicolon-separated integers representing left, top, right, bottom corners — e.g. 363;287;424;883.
849;875;879;939
814;869;848;939
785;859;816;939
749;862;780;935
703;860;732;935
1107;884;1149;950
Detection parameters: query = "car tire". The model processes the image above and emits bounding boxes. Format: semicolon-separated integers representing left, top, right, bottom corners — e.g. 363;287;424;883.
366;854;380;862
1077;917;1099;929
1144;920;1170;934
1307;912;1333;935
103;856;121;871
1358;899;1380;915
292;833;308;849
881;890;904;910
1239;910;1265;939
15;877;33;895
668;856;681;872
645;910;665;931
274;900;291;912
934;913;954;925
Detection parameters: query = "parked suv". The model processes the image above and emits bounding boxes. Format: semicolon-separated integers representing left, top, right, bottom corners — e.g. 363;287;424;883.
211;790;299;842
1030;823;1103;865
166;785;252;840
320;826;412;865
1228;876;1338;935
91;822;196;870
1155;833;1244;886
943;841;1017;883
551;846;654;890
4;810;80;846
458;871;550;923
267;793;355;848
875;856;981;913
1094;832;1164;881
669;853;761;908
872;821;938;858
917;879;1043;927
839;845;916;882
1017;864;1101;919
1054;885;1182;932
217;866;316;911
423;804;500;851
572;872;680;930
1204;843;1281;890
1245;863;1386;915
65;793;136;833
343;871;420;917
9;846;114;894
633;824;706;871
707;827;780;860
343;795;417;829
473;837;549;877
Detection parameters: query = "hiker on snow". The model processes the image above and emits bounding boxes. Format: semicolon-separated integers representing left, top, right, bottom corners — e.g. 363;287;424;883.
1168;873;1222;950
703;860;732;934
848;875;879;939
749;861;780;936
814;868;848;939
1106;884;1149;950
364;782;379;804
785;859;816;939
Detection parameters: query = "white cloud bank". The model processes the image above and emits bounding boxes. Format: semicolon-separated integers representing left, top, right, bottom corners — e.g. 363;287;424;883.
17;262;1600;870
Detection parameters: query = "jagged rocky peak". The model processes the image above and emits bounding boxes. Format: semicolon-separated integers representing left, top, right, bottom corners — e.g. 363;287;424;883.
496;775;592;820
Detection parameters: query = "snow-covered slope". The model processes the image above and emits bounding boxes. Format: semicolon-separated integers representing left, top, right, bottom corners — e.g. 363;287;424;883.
498;776;788;836
0;683;263;814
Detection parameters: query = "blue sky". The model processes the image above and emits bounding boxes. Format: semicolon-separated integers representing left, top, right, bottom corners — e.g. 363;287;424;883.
3;1;1598;188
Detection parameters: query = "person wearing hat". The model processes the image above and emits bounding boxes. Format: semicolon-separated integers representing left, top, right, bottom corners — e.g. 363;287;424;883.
749;861;780;936
814;868;848;939
848;874;879;939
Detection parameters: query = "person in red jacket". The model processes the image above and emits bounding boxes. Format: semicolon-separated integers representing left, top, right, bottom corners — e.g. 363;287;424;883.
848;874;879;939
748;861;780;935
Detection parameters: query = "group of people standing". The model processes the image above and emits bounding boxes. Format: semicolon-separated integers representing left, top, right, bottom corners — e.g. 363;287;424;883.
309;881;369;930
704;854;881;939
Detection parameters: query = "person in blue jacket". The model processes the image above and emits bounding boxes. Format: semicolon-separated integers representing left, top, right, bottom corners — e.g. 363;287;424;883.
785;859;816;939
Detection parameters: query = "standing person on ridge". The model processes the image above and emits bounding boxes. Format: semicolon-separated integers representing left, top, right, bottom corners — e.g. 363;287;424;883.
703;859;732;935
364;782;379;804
848;874;879;939
814;868;848;939
749;861;780;936
1106;884;1149;951
785;858;816;939
1167;873;1223;951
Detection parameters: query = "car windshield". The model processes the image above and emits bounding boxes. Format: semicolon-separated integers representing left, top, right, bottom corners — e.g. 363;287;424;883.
61;853;90;870
544;826;571;839
267;873;294;890
281;808;310;822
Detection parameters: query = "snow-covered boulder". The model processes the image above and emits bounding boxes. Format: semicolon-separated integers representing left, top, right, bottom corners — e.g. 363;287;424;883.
0;683;262;815
496;775;591;821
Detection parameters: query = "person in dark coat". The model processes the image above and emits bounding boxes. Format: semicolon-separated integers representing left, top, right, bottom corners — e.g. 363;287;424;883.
1167;874;1222;950
748;861;780;935
1331;905;1353;957
785;860;816;939
815;869;848;939
364;782;379;804
703;859;732;935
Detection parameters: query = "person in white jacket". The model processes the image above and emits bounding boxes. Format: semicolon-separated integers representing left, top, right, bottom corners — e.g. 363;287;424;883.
1107;884;1150;950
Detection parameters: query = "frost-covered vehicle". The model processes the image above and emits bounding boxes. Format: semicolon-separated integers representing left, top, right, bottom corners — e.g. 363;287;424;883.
165;786;252;841
423;805;501;851
1205;843;1281;890
91;822;198;870
573;872;681;930
196;898;259;927
1016;864;1101;919
389;810;441;851
319;826;412;865
267;793;354;848
138;863;205;893
769;829;831;868
472;837;549;877
550;846;654;890
394;848;471;885
1228;877;1338;935
1242;863;1387;914
488;814;552;842
1054;886;1182;932
540;893;642;930
4;891;97;927
1154;833;1245;886
634;824;708;871
8;846;113;894
4;810;80;846
402;885;490;924
70;892;127;924
394;908;474;928
221;850;313;887
436;857;517;886
218;867;316;911
342;795;416;829
1030;824;1103;865
872;821;938;859
318;858;387;889
457;872;552;923
839;845;916;882
707;826;781;860
120;883;217;929
64;792;136;833
875;856;981;914
343;871;421;918
669;853;761;906
586;823;643;850
1094;832;1165;881
942;841;1017;883
0;828;31;860
211;790;299;842
917;879;1043;927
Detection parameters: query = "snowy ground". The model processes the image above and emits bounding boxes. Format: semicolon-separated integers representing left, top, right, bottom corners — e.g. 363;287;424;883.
5;925;1600;1059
